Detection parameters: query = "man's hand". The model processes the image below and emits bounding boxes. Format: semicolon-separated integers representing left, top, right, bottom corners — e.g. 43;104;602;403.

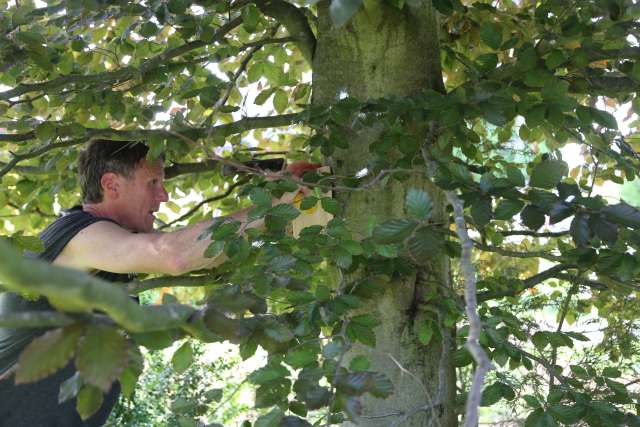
274;161;322;204
286;161;322;178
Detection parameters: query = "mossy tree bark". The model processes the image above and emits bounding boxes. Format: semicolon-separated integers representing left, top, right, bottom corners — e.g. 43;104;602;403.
312;2;457;426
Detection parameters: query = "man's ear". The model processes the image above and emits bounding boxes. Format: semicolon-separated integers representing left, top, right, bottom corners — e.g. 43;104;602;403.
101;172;120;200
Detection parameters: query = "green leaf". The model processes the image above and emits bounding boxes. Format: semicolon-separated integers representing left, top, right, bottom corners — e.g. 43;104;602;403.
264;320;294;343
525;104;547;128
280;416;312;427
269;203;300;221
524;395;542;408
453;348;473;367
432;0;453;15
591;108;618;129
285;349;317;369
242;3;260;33
76;384;104;421
481;382;503;406
341;240;363;255
11;233;45;253
494;199;524;220
139;21;159;38
480;22;502;49
603;202;640;228
171;397;198;414
590;216;618;245
321;197;338;215
205;240;225;258
570;364;589;379
549;202;573;224
347;321;376;346
570;213;590;246
250;187;272;208
471;196;492;227
76;325;130;392
525;409;558;427
605;378;628;395
171;341;193;374
531;331;548;350
334;246;353;269
407;226;443;262
545;49;566;69
35;122;57;142
530;159;568;189
255;88;277;106
15;31;45;48
418;320;434;345
337;371;393;398
405;188;432;220
58;371;83;404
602;367;621;378
249;362;289;385
167;0;189;14
15;325;83;384
119;347;143;400
273;89;288;113
255;407;284;427
199;85;222;108
505;166;526;187
132;329;180;350
299;196;318;211
204;388;224;403
548;404;584;424
349;355;370;371
329;0;363;28
351;314;380;327
372;219;417;244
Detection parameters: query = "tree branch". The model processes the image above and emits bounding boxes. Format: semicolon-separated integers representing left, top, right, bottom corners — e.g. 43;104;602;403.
255;0;316;63
0;16;242;101
499;230;569;238
126;273;223;294
0;113;302;178
446;191;494;427
476;264;615;302
567;73;640;95
478;264;573;301
472;240;563;262
0;239;195;333
0;138;85;179
0;311;75;328
587;47;640;61
1;113;302;145
159;179;249;229
549;282;578;391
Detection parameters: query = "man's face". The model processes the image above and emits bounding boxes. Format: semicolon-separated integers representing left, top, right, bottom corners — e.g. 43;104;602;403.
115;159;168;232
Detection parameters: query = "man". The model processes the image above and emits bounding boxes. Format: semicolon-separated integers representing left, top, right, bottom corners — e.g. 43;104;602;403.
0;139;305;426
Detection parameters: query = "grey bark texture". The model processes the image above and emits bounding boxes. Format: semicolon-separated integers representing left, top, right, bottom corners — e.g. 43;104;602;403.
312;2;457;426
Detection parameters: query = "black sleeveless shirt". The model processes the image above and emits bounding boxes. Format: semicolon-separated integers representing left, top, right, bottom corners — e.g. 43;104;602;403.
0;207;133;375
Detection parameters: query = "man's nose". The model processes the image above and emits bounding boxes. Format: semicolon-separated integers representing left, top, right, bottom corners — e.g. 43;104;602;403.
158;186;169;202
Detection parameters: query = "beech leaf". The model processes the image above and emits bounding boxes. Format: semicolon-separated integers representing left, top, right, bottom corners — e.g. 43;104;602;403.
15;325;83;384
76;325;129;392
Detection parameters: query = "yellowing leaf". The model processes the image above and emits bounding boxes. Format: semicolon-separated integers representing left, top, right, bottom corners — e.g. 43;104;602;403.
15;325;83;384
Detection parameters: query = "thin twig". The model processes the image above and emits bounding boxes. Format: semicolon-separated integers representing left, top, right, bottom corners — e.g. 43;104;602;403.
549;282;579;391
159;179;249;230
446;191;494;427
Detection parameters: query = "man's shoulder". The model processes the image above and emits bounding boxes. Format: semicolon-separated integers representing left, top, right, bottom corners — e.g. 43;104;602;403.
34;207;121;262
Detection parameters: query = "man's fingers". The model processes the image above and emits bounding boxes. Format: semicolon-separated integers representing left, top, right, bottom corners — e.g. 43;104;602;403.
286;161;322;177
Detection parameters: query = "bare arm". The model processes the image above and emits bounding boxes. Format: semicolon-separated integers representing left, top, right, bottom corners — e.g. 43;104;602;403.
54;206;264;276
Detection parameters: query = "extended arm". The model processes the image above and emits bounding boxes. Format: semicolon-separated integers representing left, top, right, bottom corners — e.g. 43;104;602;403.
54;206;264;276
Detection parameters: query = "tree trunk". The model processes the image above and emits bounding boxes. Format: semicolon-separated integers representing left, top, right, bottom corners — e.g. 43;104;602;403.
312;2;457;426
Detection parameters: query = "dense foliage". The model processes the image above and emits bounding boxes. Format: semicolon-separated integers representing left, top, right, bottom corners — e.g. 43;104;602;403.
1;0;639;425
